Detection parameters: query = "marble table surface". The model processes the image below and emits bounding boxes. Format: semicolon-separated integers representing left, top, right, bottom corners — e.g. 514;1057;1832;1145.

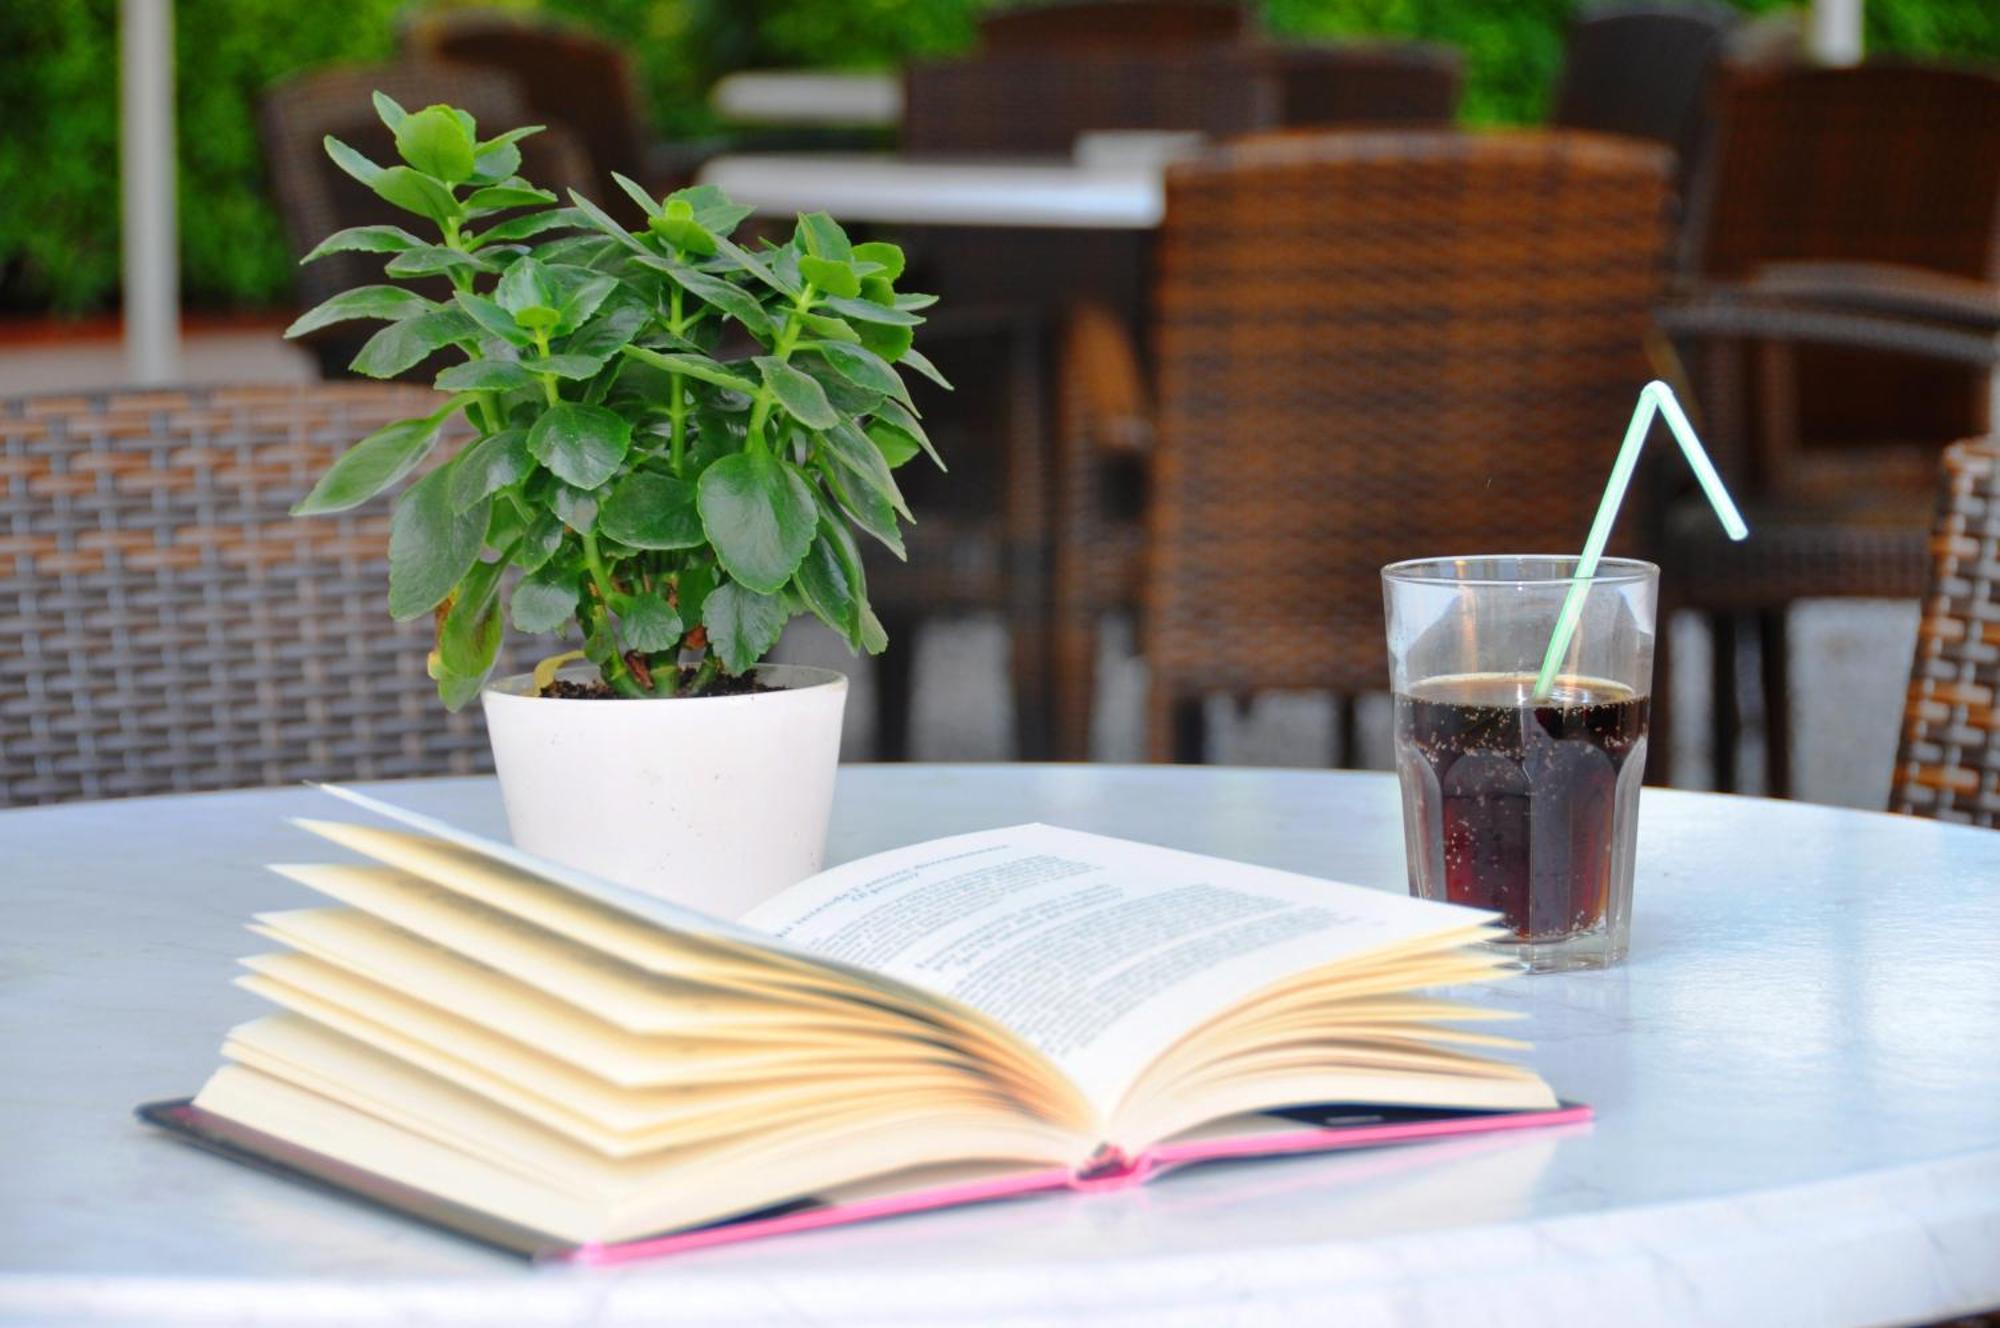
697;152;1165;229
3;766;1997;1327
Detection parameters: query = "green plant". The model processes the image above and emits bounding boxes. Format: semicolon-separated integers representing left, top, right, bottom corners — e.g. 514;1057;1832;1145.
287;95;946;704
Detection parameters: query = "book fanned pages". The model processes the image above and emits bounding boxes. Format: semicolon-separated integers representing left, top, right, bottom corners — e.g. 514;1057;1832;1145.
140;786;1589;1263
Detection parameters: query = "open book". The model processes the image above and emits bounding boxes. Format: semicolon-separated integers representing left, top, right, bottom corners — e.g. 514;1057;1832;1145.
142;787;1581;1262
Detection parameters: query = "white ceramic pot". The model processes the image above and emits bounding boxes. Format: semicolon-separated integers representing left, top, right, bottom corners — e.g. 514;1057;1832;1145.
481;664;847;918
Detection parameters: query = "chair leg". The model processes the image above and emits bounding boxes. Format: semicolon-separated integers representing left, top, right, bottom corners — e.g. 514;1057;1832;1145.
1758;608;1793;799
1171;696;1208;765
1050;614;1098;762
1335;693;1361;769
874;609;919;762
1710;612;1740;793
1650;608;1676;786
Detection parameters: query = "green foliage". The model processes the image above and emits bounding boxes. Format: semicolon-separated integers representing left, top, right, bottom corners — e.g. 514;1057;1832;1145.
6;1;2000;313
287;96;948;705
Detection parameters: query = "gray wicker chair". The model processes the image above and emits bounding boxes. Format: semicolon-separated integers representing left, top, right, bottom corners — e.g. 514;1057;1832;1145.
1892;439;2000;826
0;384;517;805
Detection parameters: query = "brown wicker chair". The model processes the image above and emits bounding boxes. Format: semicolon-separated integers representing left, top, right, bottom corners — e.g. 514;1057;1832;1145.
399;8;683;197
1891;439;2000;827
1652;61;2000;795
0;384;515;806
1268;42;1462;127
977;0;1252;52
1049;130;1675;761
260;61;592;379
1552;2;1736;193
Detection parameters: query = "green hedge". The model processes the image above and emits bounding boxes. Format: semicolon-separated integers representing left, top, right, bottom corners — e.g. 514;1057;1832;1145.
2;0;1995;315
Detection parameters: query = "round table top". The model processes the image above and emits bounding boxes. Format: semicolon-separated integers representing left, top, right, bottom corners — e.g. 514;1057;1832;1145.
4;767;1998;1327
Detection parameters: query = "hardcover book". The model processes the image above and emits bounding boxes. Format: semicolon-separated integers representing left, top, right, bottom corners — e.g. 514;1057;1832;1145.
142;787;1585;1262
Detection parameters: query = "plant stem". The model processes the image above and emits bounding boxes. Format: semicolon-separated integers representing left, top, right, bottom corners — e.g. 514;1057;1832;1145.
684;655;722;696
667;285;687;475
532;329;558;405
746;281;818;449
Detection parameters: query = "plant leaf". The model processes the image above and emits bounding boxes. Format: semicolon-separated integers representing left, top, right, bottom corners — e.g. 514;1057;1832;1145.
323;135;383;188
285;285;434;339
900;347;952;391
300;224;422;264
450;427;534;511
866;420;920;468
534;352;609;380
512;510;565;572
669;184;755;235
798;254;860;298
494;256;554;316
434;360;536;393
371;165;462;224
527;402;631;490
600;470;703;549
371;91;409;133
793;524;862;647
470;207;586;247
702;580;789;673
349;307;477;378
554;273;617;334
795;211;852;261
464;180;558;215
820;459;905;559
852;240;905;282
388;463;488;621
438;558;506;676
565;189;652;257
646;259;775;340
564;300;649;362
394;105;477;183
292;411;448;515
821;294;921;326
621;345;757;394
816;340;911;407
697;450;817;593
510;560;579;632
712;233;801;298
384;245;497;279
873;398;944;470
453;292;534;348
614;592;682;650
818;418;910;519
755;356;838;430
611;172;663;218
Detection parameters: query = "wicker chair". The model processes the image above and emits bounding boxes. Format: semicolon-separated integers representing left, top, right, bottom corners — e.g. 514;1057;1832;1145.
399;8;684;198
1268;42;1462;127
977;0;1252;52
1552;2;1736;194
0;385;516;806
260;62;592;379
1048;130;1674;761
1892;440;2000;827
1653;61;2000;795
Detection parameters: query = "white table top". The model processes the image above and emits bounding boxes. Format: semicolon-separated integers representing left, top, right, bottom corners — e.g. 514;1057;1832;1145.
696;152;1165;228
4;767;1998;1327
710;70;903;127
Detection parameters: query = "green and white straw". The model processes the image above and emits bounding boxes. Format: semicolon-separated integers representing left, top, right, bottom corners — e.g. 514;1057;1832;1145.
1532;380;1749;700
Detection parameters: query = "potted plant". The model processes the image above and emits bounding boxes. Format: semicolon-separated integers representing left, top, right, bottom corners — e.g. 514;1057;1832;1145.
285;95;947;915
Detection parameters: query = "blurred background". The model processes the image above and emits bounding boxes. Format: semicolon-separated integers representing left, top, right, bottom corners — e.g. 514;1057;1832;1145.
5;0;1998;810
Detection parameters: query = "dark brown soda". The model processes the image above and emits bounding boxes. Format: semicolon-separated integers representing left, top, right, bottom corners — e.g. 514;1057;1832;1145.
1394;672;1648;941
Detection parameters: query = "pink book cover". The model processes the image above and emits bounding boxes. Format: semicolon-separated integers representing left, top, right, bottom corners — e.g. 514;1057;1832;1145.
138;1097;1591;1263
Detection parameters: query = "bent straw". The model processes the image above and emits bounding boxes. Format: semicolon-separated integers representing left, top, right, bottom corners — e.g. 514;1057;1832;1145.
1532;380;1748;700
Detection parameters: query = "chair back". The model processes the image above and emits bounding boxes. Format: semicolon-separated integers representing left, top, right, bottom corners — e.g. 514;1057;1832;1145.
1685;62;2000;282
902;48;1276;156
259;62;590;376
978;0;1250;52
1680;61;2000;486
0;385;511;806
1552;2;1734;191
1141;130;1673;755
403;8;650;186
1269;42;1462;127
1892;439;2000;826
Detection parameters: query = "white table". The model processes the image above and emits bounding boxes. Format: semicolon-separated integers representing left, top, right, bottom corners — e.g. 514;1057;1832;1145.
3;767;1998;1327
697;152;1166;228
710;71;903;127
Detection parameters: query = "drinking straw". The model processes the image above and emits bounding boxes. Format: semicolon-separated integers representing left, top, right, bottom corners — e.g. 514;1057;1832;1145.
1532;380;1749;700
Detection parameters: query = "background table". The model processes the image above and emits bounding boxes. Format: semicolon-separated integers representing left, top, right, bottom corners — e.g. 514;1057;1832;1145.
697;152;1165;228
709;72;903;128
4;767;1998;1327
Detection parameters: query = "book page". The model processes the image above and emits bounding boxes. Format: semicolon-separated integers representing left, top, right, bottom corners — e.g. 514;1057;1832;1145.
743;825;1493;1114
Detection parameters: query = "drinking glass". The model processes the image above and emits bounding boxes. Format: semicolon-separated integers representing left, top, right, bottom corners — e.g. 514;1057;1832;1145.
1382;556;1659;972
